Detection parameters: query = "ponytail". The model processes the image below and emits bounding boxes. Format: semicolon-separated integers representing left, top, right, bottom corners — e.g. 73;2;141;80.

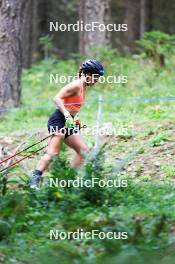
78;67;83;78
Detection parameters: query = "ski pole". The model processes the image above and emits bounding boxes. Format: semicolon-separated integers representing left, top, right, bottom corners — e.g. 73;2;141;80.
0;145;48;173
0;135;52;165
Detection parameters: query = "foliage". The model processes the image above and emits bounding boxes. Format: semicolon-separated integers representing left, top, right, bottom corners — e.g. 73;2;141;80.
149;132;169;147
1;151;175;262
137;31;175;67
39;35;54;59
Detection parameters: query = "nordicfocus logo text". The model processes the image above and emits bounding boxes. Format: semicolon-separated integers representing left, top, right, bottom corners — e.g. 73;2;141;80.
50;21;128;32
49;178;127;188
50;229;128;240
49;74;128;85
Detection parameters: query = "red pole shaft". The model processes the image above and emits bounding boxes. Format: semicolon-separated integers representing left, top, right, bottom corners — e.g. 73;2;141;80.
0;145;47;173
0;135;52;165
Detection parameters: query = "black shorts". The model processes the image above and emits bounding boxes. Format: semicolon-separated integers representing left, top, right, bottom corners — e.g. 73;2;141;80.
47;109;80;139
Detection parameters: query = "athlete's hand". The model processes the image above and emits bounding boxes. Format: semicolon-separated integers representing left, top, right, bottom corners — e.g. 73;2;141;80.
74;119;81;128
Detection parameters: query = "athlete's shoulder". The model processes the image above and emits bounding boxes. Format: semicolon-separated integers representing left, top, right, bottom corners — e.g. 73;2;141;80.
70;78;82;88
66;78;82;93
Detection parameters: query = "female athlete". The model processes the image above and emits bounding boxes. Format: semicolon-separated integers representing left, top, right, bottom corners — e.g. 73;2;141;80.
29;59;104;189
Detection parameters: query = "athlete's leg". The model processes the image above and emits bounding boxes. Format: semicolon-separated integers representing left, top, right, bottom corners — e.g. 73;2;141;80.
36;134;64;172
29;133;64;189
64;134;89;167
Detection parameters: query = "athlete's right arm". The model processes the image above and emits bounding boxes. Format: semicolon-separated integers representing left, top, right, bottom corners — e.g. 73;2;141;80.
53;80;80;117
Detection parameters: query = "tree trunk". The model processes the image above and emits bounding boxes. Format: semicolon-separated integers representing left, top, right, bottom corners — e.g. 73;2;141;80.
123;0;140;53
13;0;46;68
21;0;33;68
140;0;153;37
0;0;28;108
46;0;79;59
140;0;146;37
79;0;111;56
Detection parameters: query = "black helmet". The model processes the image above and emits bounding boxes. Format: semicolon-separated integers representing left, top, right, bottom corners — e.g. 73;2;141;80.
81;59;104;76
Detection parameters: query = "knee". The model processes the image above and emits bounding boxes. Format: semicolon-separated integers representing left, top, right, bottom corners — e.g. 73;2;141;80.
78;146;89;157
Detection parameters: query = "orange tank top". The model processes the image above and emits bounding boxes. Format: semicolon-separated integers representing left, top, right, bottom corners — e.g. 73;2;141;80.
63;83;86;111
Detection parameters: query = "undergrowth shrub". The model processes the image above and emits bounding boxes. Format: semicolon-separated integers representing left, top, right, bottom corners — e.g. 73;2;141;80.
137;31;175;67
